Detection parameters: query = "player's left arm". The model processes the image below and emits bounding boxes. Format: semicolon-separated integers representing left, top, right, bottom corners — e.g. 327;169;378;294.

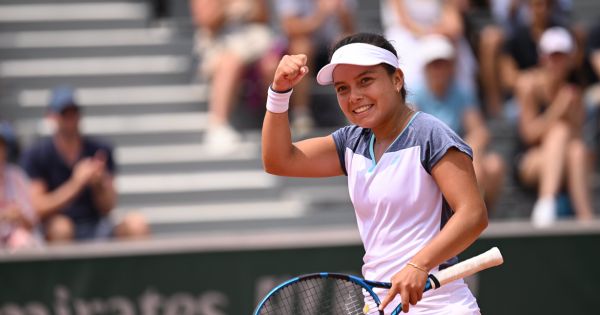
379;148;487;313
412;148;488;272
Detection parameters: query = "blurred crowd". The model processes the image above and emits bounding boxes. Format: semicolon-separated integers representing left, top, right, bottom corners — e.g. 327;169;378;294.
1;87;149;251
189;0;598;226
1;0;599;250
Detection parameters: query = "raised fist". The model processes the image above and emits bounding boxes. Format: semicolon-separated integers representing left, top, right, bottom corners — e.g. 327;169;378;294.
271;54;309;92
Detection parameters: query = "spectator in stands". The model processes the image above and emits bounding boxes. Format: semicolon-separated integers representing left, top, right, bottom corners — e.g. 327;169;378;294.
584;20;600;152
275;0;356;135
514;27;594;227
21;86;149;243
588;20;600;86
190;0;276;153
0;120;20;164
379;0;477;95
479;0;571;118
0;122;39;249
410;35;505;209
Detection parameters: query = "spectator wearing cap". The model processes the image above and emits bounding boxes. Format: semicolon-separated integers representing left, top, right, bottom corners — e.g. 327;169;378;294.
20;86;149;243
514;27;594;227
379;0;477;96
492;0;584;120
583;20;600;153
0;122;39;249
409;35;505;210
478;0;574;117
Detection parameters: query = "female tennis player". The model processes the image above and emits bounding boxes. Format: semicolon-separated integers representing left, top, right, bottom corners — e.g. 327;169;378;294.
262;33;488;314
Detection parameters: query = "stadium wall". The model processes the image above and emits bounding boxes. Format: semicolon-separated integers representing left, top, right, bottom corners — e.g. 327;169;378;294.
0;222;598;315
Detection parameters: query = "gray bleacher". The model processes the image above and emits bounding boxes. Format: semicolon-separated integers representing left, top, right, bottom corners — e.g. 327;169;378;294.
0;0;365;235
0;0;597;236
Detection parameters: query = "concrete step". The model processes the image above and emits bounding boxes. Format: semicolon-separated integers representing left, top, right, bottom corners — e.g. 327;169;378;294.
3;84;207;118
21;111;207;135
1;73;194;90
145;205;357;235
119;158;264;174
116;169;281;207
0;43;193;60
115;141;262;174
0;27;179;49
1;73;193;90
0;19;150;32
0;2;147;23
15;84;206;107
0;1;150;31
0;55;191;78
118;184;282;208
0;28;193;59
115;199;307;226
15;111;213;148
10;101;206;118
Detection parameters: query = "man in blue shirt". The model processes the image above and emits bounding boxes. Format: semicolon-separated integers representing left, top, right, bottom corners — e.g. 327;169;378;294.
21;86;148;242
409;35;506;211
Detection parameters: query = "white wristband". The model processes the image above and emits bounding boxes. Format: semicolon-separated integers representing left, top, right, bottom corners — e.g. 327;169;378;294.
266;87;292;113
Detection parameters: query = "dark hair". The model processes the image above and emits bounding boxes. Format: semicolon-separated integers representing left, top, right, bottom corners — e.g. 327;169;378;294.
330;33;407;101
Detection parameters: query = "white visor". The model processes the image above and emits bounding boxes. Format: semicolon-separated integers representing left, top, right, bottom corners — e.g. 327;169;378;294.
316;43;400;85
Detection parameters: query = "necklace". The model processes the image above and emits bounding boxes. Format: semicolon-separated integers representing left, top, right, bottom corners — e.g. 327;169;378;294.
384;106;414;141
372;106;414;161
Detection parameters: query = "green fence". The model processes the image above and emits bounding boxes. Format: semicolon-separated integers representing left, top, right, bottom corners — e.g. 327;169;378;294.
0;222;598;315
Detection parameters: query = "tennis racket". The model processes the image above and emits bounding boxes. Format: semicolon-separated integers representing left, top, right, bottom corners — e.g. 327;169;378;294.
254;247;503;315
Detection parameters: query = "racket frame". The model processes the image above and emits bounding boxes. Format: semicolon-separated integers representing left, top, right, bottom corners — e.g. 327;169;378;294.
254;272;388;315
254;247;503;315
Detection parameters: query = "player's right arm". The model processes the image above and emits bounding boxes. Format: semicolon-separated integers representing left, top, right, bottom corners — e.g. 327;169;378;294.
262;54;344;178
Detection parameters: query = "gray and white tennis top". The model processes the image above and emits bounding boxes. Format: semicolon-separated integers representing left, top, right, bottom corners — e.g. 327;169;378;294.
331;112;472;283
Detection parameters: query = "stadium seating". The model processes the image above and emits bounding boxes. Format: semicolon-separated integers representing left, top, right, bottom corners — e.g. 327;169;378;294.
0;0;597;237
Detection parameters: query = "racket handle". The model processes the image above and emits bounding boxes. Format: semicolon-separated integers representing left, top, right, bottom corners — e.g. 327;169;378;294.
389;278;433;315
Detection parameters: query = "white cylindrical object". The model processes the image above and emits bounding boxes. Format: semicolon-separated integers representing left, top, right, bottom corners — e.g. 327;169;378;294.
435;247;504;286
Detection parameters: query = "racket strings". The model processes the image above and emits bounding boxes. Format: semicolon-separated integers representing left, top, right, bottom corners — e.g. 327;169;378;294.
257;277;381;315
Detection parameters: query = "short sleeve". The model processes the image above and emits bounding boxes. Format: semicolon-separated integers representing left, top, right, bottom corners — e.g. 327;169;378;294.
422;118;473;173
331;126;351;176
20;145;45;181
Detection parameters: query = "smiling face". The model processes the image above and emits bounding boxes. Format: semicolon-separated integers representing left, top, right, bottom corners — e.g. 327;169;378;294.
332;64;404;129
